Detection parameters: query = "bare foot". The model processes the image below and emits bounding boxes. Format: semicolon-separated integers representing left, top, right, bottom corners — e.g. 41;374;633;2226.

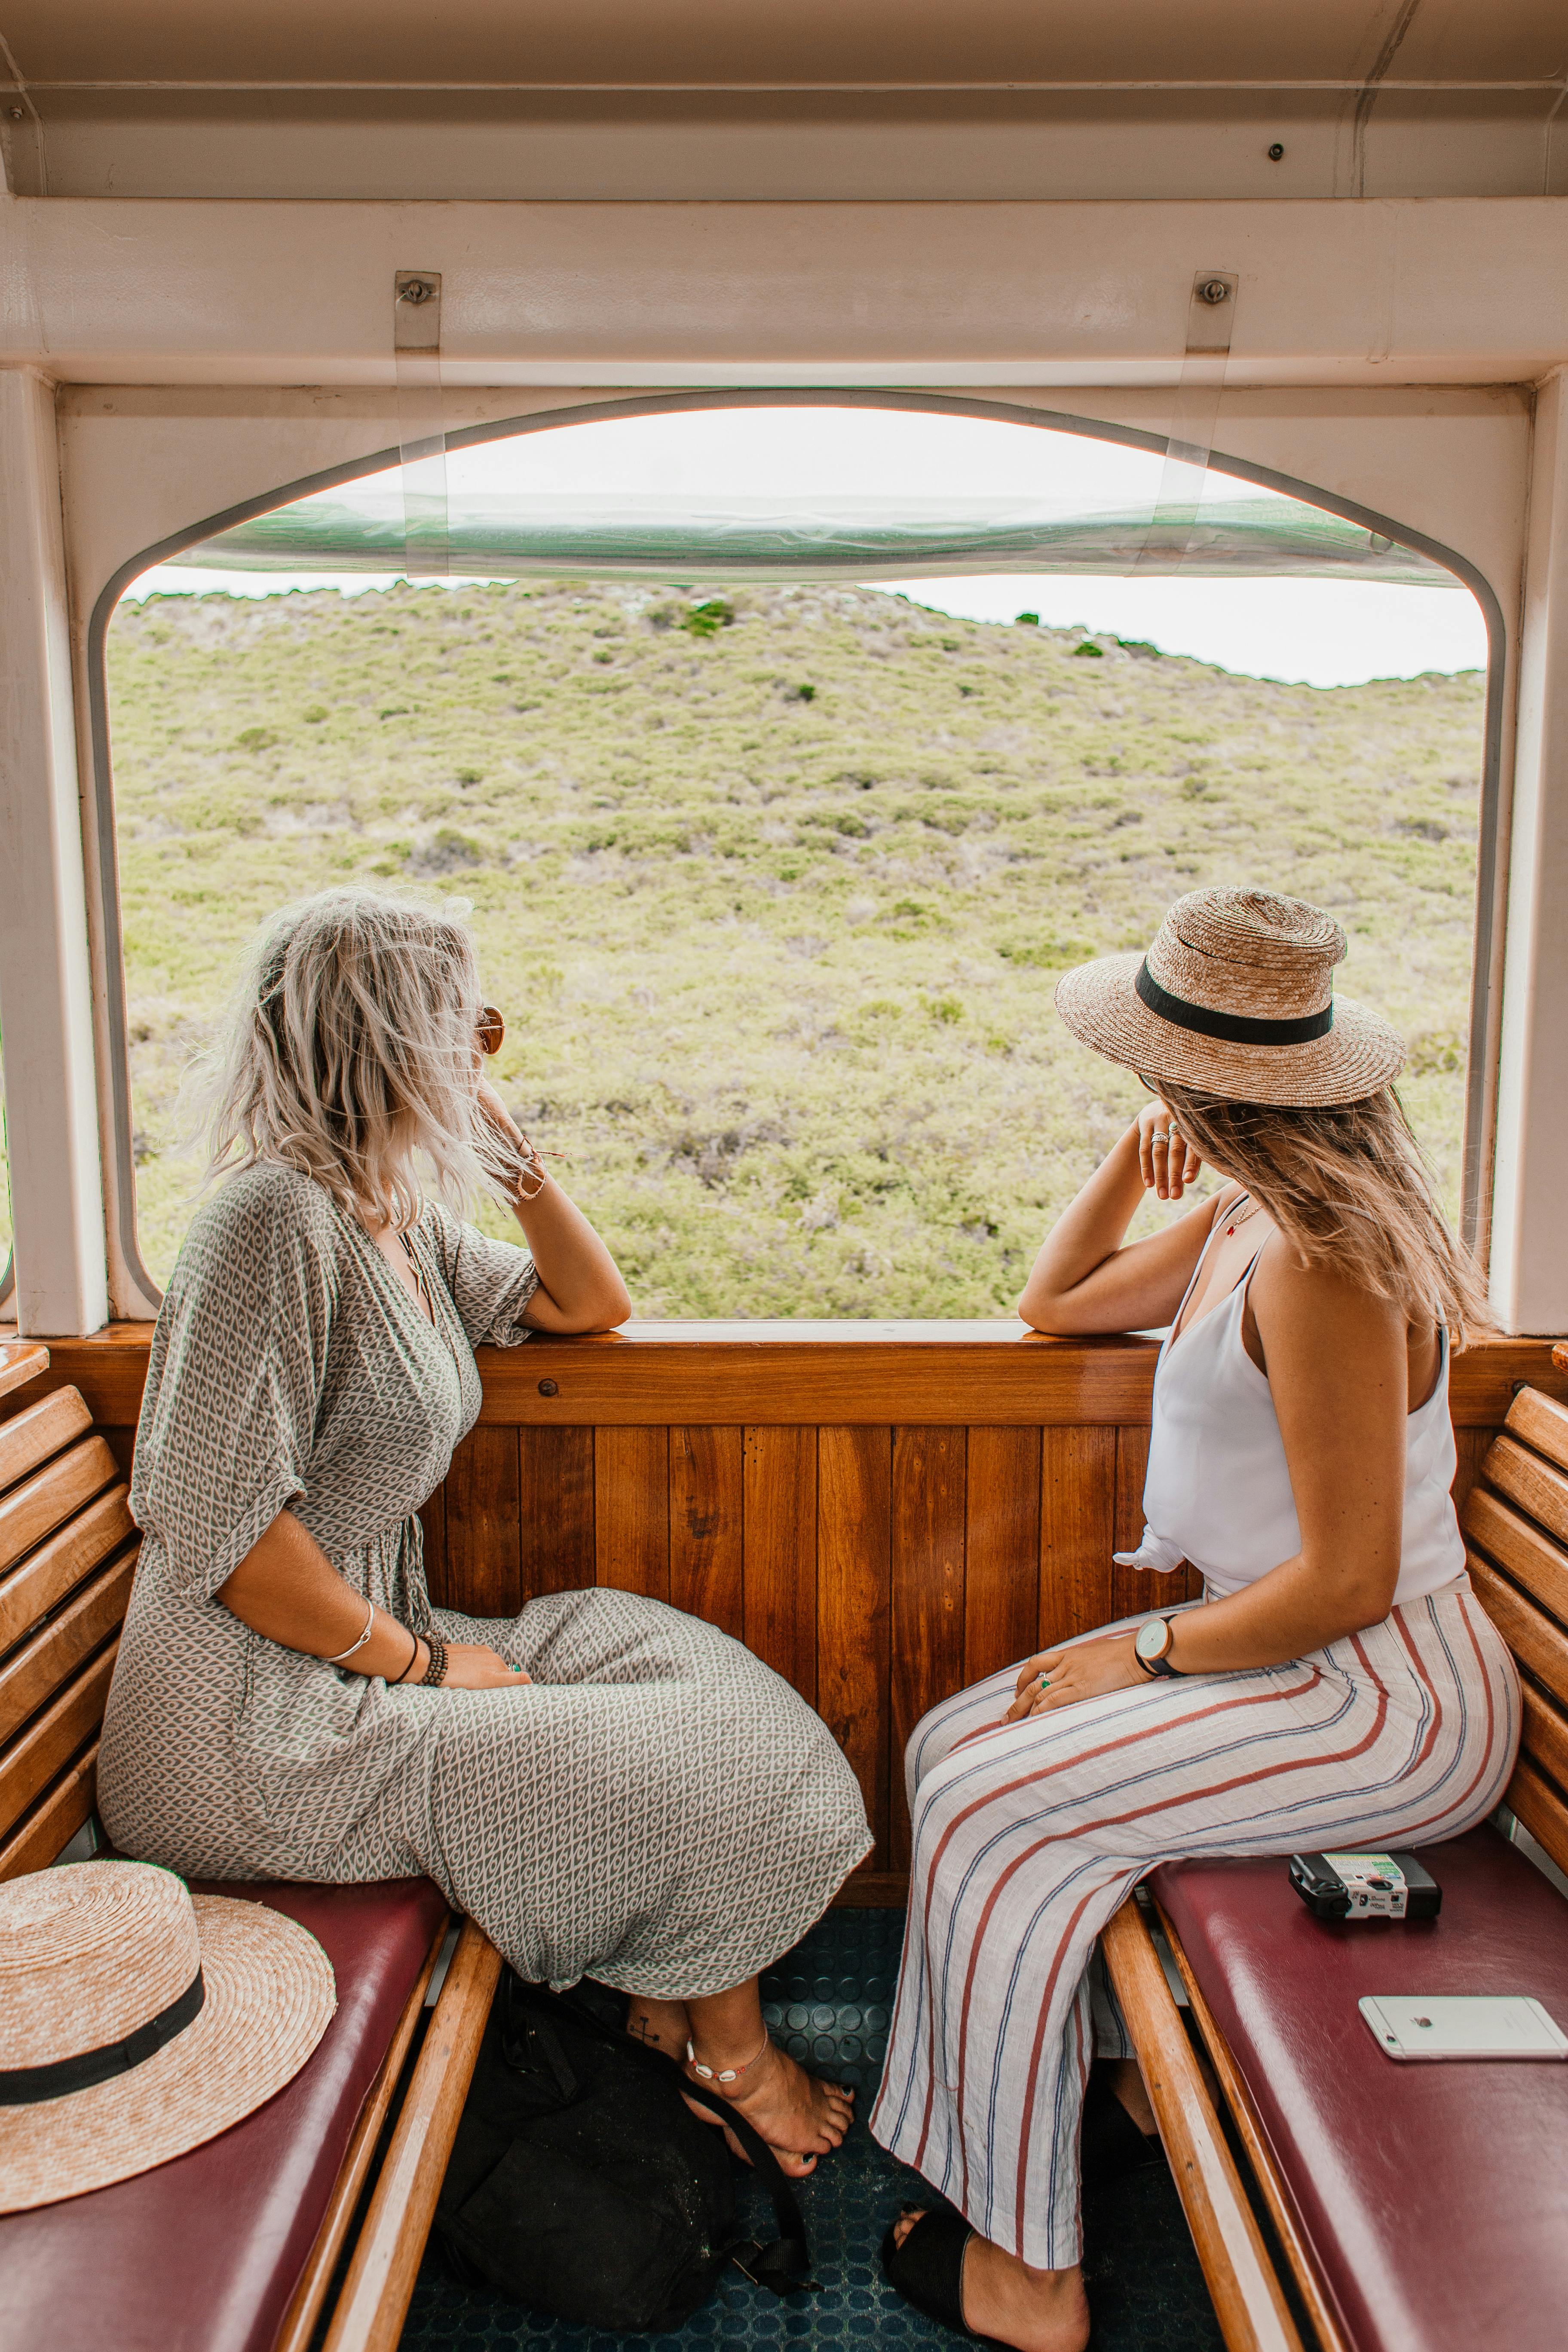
890;2213;1090;2352
688;2037;854;2179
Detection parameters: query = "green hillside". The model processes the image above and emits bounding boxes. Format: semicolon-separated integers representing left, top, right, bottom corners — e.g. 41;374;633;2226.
98;578;1483;1312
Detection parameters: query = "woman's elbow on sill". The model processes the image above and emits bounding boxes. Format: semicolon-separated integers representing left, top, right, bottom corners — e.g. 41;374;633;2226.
528;1279;634;1336
1016;1285;1106;1337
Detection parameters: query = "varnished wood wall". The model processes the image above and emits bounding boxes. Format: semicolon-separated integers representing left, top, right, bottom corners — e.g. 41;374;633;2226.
421;1417;1194;1883
15;1323;1565;1901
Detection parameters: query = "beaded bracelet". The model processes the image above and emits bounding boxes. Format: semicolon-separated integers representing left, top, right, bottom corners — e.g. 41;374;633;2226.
420;1632;448;1688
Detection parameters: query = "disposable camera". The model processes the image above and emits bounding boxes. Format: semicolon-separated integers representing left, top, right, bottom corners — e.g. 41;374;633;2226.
1289;1850;1442;1922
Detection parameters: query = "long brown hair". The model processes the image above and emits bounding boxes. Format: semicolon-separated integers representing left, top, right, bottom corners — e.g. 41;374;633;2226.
1157;1081;1490;1347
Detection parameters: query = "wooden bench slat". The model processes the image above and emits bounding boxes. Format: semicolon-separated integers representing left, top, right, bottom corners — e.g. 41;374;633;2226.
1521;1681;1568;1801
1153;1897;1349;2352
274;1918;451;2352
1483;1433;1568;1551
0;1742;98;1882
1504;1385;1568;1479
0;1388;91;1500
322;1919;502;2352
0;1645;118;1847
0;1437;120;1579
1466;1552;1568;1713
1462;1485;1568;1629
1099;1898;1302;2352
1505;1752;1568;1883
0;1342;49;1402
0;1553;136;1745
0;1485;136;1658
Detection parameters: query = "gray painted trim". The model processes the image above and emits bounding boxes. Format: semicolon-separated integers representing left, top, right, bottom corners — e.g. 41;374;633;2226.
87;387;1507;1303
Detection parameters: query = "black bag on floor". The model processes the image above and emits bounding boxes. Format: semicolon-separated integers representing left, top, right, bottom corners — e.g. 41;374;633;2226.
434;1970;815;2331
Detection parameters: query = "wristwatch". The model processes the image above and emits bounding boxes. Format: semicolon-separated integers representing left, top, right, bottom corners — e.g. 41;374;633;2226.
1133;1616;1184;1679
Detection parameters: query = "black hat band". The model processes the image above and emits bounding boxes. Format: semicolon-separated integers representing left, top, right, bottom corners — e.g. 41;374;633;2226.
0;1968;205;2107
1135;959;1335;1047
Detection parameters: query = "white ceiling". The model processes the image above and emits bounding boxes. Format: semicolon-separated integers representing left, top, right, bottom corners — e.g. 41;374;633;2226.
4;0;1566;200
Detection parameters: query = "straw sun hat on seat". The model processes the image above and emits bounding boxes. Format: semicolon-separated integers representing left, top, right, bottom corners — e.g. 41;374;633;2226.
1054;887;1406;1107
0;1859;335;2213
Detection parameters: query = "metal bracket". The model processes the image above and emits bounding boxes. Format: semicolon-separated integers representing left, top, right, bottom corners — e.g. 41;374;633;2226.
394;271;448;577
1133;271;1238;573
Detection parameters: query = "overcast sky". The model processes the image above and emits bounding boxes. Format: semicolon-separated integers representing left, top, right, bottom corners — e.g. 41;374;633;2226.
135;404;1488;692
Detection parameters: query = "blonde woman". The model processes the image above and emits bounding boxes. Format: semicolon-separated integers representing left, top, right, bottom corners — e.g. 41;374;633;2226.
875;889;1518;2352
99;888;870;2175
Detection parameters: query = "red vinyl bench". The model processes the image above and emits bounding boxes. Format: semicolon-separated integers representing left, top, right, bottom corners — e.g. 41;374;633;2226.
0;1342;502;2352
1103;1378;1568;2352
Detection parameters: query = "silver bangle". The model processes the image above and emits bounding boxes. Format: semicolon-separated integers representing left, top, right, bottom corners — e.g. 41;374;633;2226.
324;1596;376;1666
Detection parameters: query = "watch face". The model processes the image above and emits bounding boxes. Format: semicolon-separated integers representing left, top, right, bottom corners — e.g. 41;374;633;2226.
1135;1618;1169;1662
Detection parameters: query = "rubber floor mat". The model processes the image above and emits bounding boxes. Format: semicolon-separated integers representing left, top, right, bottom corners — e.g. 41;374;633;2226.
398;1908;1223;2352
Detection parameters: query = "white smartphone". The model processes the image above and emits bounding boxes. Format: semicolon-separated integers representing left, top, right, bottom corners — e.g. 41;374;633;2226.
1360;1994;1568;2061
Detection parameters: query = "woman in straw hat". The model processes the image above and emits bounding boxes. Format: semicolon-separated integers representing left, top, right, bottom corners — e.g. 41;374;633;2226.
98;887;870;2179
875;889;1519;2352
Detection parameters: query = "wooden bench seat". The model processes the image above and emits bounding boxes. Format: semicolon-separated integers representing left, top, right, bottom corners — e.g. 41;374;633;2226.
1103;1377;1568;2352
0;1348;502;2352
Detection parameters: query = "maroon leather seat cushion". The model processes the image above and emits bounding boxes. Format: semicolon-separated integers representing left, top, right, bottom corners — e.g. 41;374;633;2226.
0;1875;450;2352
1152;1828;1568;2352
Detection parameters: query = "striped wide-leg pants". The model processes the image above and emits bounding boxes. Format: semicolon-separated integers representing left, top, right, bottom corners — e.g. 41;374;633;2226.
869;1584;1519;2272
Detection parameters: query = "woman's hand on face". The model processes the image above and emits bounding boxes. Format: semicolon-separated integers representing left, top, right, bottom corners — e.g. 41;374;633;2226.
1134;1098;1203;1203
1004;1634;1143;1721
438;1642;532;1691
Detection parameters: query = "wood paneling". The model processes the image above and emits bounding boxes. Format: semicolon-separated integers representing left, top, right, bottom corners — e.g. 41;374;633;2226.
520;1427;595;1598
671;1425;743;1638
744;1427;817;1698
890;1427;966;1869
27;1327;1566;1436
594;1427;669;1600
1111;1423;1153;1623
965;1426;1041;1684
818;1426;892;1867
441;1428;520;1617
27;1326;1556;1904
1039;1425;1118;1648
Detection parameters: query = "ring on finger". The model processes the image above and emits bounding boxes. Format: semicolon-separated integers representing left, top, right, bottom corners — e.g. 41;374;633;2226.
1152;1129;1169;1144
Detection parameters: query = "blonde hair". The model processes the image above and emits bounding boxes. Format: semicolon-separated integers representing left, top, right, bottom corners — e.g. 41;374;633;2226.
192;886;504;1227
1158;1081;1490;1348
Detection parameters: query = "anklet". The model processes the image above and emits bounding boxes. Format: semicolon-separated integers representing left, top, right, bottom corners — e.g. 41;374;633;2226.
687;2028;771;2086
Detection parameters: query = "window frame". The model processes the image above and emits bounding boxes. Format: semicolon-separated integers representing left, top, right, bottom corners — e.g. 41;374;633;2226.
84;389;1509;1308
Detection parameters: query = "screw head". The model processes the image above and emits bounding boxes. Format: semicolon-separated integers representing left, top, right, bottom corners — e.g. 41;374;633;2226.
1197;278;1232;306
1268;142;1285;161
538;1378;558;1397
398;278;437;305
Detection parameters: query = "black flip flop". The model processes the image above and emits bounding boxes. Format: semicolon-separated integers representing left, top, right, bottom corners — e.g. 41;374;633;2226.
1081;2064;1164;2192
879;2207;1008;2346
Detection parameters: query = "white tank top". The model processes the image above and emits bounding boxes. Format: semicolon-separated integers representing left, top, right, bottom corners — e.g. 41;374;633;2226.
1120;1199;1467;1606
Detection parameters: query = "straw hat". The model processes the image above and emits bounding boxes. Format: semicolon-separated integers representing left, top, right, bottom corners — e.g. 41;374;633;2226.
1054;888;1405;1106
0;1860;336;2213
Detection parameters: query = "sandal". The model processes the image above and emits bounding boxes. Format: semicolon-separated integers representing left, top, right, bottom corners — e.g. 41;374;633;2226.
879;2206;1008;2346
1081;2064;1163;2192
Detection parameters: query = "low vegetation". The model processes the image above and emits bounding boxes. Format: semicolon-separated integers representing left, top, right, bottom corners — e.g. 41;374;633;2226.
69;576;1482;1312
